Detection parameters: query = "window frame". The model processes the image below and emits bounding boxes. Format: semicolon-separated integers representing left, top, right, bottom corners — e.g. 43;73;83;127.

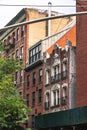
38;89;42;104
32;92;35;107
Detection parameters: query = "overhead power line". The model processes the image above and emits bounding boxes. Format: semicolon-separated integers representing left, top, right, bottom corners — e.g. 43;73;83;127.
0;4;76;7
0;11;87;32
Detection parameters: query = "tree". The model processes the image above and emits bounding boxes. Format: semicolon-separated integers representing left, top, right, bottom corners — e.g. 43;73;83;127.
0;43;31;130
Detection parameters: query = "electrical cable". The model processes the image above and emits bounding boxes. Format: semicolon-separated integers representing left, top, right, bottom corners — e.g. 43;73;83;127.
0;4;76;7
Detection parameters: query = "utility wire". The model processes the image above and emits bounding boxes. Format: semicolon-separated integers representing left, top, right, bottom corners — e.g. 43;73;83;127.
0;4;76;7
0;11;87;33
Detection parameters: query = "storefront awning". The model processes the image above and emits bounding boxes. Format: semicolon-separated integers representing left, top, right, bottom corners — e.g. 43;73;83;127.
35;106;87;129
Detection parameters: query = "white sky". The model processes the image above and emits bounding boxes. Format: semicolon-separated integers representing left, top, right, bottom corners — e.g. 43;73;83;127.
0;0;76;28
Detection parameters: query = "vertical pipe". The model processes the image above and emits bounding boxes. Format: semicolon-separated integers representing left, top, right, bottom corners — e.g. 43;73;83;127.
48;2;52;36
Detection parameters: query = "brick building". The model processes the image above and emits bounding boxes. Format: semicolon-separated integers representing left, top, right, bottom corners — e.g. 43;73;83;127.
44;25;76;114
0;7;73;129
25;41;44;128
35;23;76;130
24;21;76;130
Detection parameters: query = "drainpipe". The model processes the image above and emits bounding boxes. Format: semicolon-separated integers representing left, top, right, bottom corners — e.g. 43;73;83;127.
48;2;52;36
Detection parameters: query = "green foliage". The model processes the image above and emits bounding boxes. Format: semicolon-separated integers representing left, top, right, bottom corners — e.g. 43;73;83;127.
0;43;31;130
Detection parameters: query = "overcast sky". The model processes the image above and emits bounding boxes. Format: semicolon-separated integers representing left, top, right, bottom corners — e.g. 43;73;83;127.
0;0;76;28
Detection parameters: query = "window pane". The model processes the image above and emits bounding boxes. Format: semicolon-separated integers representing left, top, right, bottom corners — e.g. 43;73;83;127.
33;48;35;55
39;44;41;51
36;46;38;53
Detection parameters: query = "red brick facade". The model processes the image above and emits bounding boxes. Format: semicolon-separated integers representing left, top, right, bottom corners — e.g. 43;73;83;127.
25;63;44;128
76;0;87;107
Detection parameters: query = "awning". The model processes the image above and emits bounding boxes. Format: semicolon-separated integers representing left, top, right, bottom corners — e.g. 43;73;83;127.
35;106;87;129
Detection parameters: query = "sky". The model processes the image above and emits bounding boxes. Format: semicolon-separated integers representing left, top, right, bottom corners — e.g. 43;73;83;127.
0;0;76;28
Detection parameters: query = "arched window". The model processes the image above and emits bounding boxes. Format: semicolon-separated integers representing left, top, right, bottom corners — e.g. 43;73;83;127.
52;89;60;106
63;87;67;97
51;85;60;107
62;60;67;78
46;70;50;85
51;64;61;81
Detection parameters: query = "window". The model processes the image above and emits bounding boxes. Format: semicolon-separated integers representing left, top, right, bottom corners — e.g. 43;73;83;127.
62;62;67;78
46;70;50;85
20;46;23;54
21;25;25;37
45;92;50;110
62;87;67;105
29;43;41;64
26;94;29;106
32;72;36;85
38;44;41;58
63;62;67;71
4;39;7;47
57;90;60;105
12;32;15;44
51;65;61;82
20;46;23;60
8;36;11;45
32;92;35;106
63;87;67;97
51;89;60;107
16;49;19;59
20;70;23;82
38;89;42;104
39;69;42;82
15;71;18;84
19;92;22;95
25;121;28;128
33;48;35;62
16;28;19;41
12;53;15;59
27;75;30;88
32;115;35;128
54;65;60;80
53;91;56;106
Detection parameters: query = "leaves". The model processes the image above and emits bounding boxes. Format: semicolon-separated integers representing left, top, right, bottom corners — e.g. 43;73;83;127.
0;43;31;129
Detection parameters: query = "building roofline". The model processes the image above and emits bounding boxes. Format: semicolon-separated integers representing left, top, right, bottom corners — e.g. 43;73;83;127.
5;8;26;27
